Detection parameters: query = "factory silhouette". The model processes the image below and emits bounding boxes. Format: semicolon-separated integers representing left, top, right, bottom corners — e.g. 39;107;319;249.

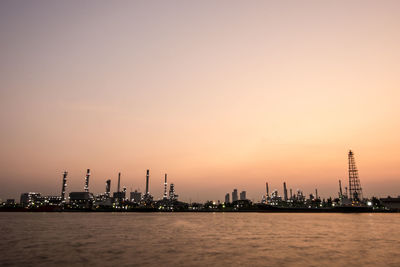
2;150;400;212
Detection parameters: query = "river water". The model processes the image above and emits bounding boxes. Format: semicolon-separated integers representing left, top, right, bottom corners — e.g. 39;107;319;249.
0;213;399;266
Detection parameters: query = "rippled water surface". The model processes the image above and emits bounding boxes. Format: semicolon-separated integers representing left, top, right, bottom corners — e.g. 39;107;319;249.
1;213;399;266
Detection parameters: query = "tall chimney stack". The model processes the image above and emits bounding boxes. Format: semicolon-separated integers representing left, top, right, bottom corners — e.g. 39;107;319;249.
283;182;288;201
266;182;269;198
117;172;121;193
145;169;150;195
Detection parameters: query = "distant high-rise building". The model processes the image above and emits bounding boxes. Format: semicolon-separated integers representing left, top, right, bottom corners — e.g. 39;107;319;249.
240;191;247;200
232;189;238;202
225;193;230;203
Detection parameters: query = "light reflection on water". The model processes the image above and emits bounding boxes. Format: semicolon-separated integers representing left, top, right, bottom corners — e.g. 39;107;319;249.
0;213;399;266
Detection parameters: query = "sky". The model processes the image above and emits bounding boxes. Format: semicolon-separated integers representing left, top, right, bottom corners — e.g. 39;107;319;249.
1;0;400;202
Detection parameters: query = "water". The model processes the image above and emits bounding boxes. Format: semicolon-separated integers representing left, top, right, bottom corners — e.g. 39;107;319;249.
0;213;399;266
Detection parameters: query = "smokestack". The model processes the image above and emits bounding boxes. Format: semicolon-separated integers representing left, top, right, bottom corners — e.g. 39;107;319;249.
283;182;288;201
117;172;121;193
61;171;68;202
163;173;168;199
290;188;293;200
106;179;111;196
315;188;318;199
339;179;343;198
266;182;269;198
84;169;90;192
145;169;149;195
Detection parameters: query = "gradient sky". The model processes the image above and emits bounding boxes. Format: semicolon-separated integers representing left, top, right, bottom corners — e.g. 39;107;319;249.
1;0;400;202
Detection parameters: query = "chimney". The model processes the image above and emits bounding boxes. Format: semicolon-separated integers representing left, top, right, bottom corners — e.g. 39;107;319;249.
117;172;121;193
145;169;150;195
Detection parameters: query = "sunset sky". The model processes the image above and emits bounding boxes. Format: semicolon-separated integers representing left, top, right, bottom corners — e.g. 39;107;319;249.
1;0;399;202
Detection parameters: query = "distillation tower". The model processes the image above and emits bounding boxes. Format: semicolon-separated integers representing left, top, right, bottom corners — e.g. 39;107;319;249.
163;173;168;199
61;171;68;203
84;169;91;192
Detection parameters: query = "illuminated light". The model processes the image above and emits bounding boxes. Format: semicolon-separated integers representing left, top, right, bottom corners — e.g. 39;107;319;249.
367;201;372;206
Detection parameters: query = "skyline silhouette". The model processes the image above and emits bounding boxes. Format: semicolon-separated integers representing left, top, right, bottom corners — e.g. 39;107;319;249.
1;1;400;201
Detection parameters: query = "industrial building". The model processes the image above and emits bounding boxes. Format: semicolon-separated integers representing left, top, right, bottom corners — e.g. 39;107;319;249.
20;192;63;208
380;196;400;210
69;192;94;209
20;192;42;207
130;190;142;203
